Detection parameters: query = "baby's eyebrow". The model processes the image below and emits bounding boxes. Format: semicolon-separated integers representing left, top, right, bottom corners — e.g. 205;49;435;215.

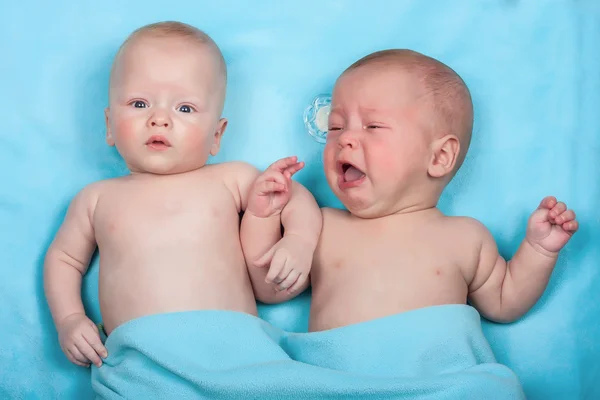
115;90;147;99
181;97;210;112
358;106;379;113
180;96;204;104
328;107;346;118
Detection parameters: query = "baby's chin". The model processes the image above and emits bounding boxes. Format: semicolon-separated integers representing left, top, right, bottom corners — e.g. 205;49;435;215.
126;159;207;176
327;185;379;219
348;202;404;219
344;201;385;219
325;181;397;219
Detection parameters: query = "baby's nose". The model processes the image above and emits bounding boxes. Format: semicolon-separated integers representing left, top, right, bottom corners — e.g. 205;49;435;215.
149;111;171;128
339;132;359;148
151;120;169;127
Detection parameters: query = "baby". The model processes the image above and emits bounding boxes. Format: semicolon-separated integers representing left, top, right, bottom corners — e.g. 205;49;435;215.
247;49;578;333
43;21;319;369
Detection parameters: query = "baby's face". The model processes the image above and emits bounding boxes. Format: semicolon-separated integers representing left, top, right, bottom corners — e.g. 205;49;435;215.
324;65;432;217
105;36;226;175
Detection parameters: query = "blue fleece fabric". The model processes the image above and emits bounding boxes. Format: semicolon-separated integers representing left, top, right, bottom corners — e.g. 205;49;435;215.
92;307;524;399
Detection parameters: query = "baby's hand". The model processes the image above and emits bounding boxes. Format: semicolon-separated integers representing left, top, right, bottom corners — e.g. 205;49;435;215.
254;234;312;293
247;156;304;218
526;196;578;256
57;313;107;368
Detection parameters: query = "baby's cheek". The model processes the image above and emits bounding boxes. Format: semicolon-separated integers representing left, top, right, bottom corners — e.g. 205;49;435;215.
114;118;138;140
370;149;397;170
322;144;336;169
185;125;213;151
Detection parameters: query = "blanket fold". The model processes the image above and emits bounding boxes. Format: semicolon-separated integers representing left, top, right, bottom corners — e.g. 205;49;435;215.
92;306;525;399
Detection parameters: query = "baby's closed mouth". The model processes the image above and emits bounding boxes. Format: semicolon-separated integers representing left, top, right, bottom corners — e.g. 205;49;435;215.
146;135;171;150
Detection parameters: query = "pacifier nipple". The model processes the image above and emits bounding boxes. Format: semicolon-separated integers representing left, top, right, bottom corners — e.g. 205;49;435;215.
304;94;331;144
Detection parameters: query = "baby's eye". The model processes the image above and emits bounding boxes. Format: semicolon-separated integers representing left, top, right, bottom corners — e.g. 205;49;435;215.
366;125;382;129
177;105;194;113
131;100;147;108
328;127;343;131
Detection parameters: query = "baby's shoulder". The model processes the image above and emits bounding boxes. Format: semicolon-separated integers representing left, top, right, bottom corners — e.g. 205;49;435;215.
64;178;118;217
206;161;259;184
81;176;131;196
208;161;258;174
442;215;487;230
73;178;114;200
440;216;496;279
440;215;492;245
203;162;260;210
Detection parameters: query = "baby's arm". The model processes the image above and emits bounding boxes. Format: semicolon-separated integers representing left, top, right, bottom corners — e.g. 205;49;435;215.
44;184;107;367
468;197;578;323
240;157;322;304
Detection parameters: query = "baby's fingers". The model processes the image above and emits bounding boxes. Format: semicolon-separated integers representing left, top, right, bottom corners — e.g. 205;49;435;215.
266;251;288;284
76;336;103;367
287;273;308;294
283;161;305;179
256;180;287;195
277;270;301;292
549;201;567;219
67;347;90;367
555;209;576;224
272;261;293;286
562;220;579;233
84;327;108;359
268;156;299;173
538;196;557;210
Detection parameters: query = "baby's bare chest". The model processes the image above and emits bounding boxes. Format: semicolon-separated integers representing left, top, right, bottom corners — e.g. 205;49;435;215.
94;181;238;247
321;240;453;282
315;219;468;289
309;213;479;330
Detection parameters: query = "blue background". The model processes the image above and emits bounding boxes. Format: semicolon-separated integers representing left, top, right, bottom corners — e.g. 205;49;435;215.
1;1;598;398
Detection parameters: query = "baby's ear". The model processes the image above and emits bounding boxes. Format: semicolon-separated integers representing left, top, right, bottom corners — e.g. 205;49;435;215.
105;108;115;146
210;118;228;156
427;134;460;178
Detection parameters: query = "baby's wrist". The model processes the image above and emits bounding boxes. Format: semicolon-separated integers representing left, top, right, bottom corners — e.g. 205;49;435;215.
525;237;560;259
244;207;281;220
56;311;86;330
245;208;282;219
284;231;318;250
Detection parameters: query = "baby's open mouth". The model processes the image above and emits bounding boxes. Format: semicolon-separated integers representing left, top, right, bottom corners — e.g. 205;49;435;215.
341;163;366;182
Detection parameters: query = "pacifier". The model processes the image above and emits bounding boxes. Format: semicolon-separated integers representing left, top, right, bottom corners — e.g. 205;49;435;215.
304;94;331;144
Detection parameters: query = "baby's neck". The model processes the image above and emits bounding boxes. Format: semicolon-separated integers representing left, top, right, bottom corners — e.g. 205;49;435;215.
347;193;441;220
349;204;441;221
126;165;207;178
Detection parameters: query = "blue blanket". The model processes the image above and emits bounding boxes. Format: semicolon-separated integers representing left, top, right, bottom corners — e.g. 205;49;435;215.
92;306;524;399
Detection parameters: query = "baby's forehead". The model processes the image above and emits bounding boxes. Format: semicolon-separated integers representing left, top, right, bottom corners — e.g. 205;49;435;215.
338;64;427;94
121;35;215;64
110;36;221;86
332;65;429;112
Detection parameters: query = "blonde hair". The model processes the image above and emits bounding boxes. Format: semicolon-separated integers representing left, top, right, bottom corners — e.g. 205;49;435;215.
109;21;227;89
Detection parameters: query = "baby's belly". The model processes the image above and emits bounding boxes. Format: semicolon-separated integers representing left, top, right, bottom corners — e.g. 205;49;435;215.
98;251;256;334
309;276;468;332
